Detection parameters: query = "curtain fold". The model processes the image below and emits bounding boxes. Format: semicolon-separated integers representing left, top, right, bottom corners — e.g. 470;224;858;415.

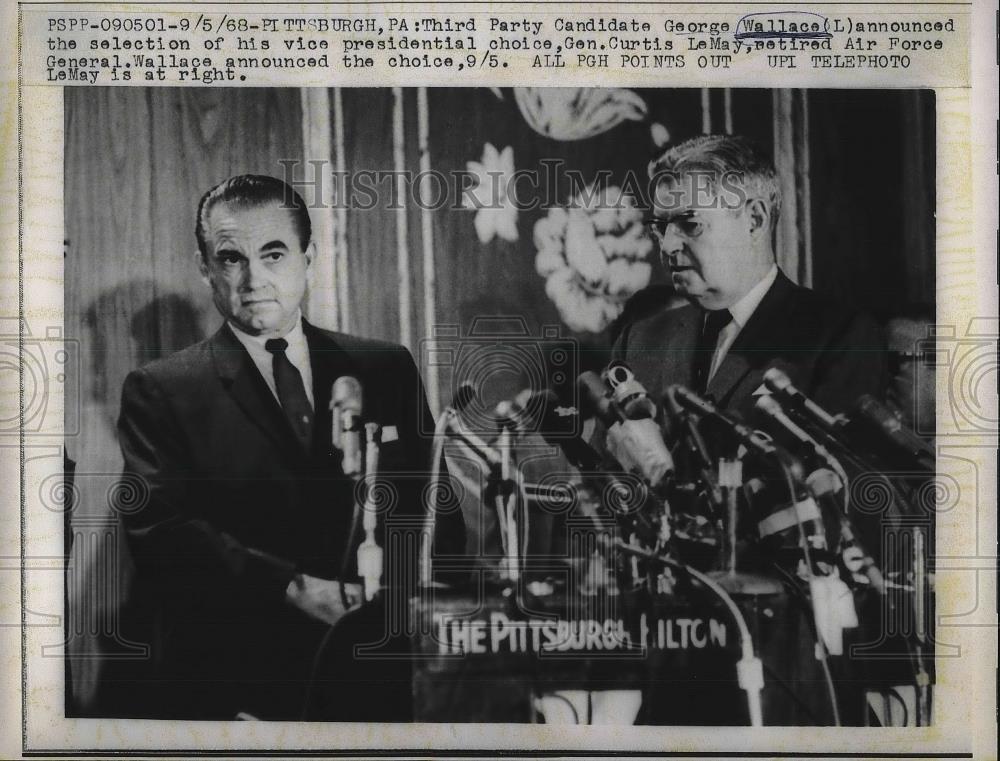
772;89;814;287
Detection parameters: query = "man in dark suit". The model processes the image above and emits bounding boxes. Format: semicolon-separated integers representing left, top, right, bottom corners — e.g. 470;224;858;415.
610;136;887;726
117;175;463;720
614;135;886;419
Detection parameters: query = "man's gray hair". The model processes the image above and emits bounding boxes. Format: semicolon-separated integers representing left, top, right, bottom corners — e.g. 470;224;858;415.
648;135;782;226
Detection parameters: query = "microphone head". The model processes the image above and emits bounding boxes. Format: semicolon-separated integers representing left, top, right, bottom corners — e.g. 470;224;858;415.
530;389;579;439
332;377;363;475
671;384;714;417
603;361;655;419
450;382;479;414
852;393;934;469
332;376;362;414
662;386;680;412
853;394;900;431
493;399;524;430
576;371;618;427
577;370;607;397
602;361;634;391
806;467;842;497
755;394;783;417
500;389;580;440
621;395;657;421
763;367;793;394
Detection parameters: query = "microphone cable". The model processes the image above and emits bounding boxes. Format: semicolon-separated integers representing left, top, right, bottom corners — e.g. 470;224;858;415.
300;617;337;720
419;407;451;588
607;536;764;727
777;460;842;727
785;406;929;701
338;496;365;610
304;472;373;719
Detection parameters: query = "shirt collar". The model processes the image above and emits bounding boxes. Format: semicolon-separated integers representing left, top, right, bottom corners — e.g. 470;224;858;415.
727;265;778;329
228;310;307;354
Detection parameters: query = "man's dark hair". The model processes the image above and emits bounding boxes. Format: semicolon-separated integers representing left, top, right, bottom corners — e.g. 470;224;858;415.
648;135;781;227
195;174;312;258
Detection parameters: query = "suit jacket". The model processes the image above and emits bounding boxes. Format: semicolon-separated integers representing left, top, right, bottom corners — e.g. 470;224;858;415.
116;320;463;719
612;271;887;420
611;272;887;725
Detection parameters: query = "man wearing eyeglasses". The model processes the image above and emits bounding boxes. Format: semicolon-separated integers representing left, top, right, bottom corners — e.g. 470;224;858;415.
612;136;888;727
619;134;886;418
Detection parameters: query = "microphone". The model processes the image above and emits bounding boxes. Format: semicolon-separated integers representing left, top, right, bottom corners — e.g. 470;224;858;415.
577;371;620;429
519;389;605;473
358;422;384;602
449;381;478;416
762;368;842;431
515;389;655;529
756;395;844;479
670;385;779;462
663;385;726;517
763;368;928;477
443;382;502;469
603;361;658;420
663;386;710;465
493;399;523;432
755;397;890;591
331;376;363;478
590;365;675;487
851;395;934;473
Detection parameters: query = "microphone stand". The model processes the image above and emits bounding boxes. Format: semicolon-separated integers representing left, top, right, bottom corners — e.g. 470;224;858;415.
357;422;383;603
422;404;524;586
672;401;726;517
668;387;786;595
717;456;742;578
495;421;520;582
604;536;765;727
912;526;931;726
333;396;365;611
780;403;936;724
420;408;455;589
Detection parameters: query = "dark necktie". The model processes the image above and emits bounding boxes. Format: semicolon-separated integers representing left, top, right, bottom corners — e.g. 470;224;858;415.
264;338;313;447
693;309;733;392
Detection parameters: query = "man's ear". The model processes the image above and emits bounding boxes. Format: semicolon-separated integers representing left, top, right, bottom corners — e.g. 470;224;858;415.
304;240;316;275
747;198;770;238
195;250;210;284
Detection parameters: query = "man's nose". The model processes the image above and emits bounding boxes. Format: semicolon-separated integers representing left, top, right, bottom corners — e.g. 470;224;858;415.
239;259;268;291
658;231;687;266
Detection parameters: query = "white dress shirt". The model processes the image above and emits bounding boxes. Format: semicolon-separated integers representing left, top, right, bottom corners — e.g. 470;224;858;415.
707;265;778;382
228;311;315;409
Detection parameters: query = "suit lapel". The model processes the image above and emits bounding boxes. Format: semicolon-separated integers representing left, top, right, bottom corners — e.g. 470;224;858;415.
210;324;308;456
302;320;358;458
706;271;795;407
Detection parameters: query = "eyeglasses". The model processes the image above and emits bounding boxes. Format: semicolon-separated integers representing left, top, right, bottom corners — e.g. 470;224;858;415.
888;349;939;374
643;211;705;241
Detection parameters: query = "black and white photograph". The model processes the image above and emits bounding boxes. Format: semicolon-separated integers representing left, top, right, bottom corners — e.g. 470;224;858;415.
58;85;942;729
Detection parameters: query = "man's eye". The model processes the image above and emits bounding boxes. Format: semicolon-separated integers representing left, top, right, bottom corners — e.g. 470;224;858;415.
645;214;703;239
676;218;704;236
264;251;284;262
217;253;242;266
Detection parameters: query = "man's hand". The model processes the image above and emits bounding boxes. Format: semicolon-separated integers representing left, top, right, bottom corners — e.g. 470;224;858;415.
285;574;362;627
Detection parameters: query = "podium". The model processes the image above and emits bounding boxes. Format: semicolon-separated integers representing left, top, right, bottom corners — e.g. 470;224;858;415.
410;581;814;724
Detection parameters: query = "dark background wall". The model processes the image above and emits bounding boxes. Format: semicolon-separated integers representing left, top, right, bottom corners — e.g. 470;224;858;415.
808;89;935;317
